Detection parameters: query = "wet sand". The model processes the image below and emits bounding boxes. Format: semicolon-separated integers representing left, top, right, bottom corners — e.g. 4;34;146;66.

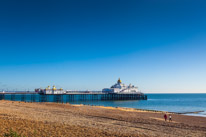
0;100;206;137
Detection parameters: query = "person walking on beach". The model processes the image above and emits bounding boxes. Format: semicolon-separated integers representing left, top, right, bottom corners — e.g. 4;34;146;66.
169;114;172;122
164;113;167;121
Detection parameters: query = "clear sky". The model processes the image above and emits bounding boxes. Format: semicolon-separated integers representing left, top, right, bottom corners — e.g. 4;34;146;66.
0;0;206;93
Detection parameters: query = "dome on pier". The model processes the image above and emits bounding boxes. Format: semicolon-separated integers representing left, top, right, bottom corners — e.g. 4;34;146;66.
117;78;122;84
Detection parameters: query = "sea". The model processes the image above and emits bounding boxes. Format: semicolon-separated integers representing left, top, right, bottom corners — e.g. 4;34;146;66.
1;93;206;117
71;93;206;117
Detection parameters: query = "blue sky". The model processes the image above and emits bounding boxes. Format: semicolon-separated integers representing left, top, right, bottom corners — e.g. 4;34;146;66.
0;0;206;93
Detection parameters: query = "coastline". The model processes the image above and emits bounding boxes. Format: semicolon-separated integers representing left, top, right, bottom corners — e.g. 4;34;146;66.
73;104;170;113
0;100;206;136
73;103;206;117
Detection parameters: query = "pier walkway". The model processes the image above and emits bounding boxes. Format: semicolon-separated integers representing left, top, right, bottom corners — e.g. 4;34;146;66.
0;92;147;103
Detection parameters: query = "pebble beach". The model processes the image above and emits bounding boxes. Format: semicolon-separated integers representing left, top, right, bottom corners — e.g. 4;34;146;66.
0;100;206;137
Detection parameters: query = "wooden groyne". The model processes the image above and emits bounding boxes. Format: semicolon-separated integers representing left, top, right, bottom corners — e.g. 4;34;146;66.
173;111;205;114
0;93;147;103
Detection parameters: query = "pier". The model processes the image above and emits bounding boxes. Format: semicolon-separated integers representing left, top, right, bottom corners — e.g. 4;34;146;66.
0;93;147;103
